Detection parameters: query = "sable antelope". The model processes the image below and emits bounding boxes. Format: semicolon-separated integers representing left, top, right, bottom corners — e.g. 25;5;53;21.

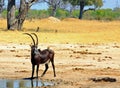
24;33;56;79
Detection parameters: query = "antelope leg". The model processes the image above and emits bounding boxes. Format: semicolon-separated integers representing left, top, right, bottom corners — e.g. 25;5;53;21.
31;65;35;79
41;64;49;77
36;65;39;78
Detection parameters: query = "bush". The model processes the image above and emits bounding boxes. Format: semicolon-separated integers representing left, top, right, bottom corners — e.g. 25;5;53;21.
1;10;7;18
83;9;120;20
1;8;120;21
27;10;49;18
55;9;69;18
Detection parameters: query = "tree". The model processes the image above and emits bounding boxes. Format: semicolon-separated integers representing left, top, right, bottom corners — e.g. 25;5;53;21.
0;0;4;17
43;0;63;16
63;0;103;19
7;0;37;30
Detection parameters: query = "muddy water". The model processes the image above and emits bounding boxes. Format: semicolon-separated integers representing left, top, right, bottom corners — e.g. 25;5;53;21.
0;79;54;88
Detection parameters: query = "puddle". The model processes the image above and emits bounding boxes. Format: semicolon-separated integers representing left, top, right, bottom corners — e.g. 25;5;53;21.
0;79;55;88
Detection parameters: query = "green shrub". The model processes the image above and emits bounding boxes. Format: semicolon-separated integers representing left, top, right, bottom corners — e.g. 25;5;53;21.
1;8;120;21
55;9;69;18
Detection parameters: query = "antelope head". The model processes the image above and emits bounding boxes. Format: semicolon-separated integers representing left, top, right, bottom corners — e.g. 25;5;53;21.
23;33;39;55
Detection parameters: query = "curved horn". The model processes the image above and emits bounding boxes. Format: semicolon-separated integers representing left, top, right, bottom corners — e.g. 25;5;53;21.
31;33;38;46
23;33;35;46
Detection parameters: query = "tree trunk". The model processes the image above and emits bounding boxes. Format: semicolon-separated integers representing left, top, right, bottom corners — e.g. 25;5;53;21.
7;0;17;30
7;0;34;30
79;1;85;19
50;5;57;16
17;0;30;30
0;0;4;17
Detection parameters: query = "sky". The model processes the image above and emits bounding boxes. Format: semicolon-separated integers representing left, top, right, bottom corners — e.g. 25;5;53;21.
30;0;120;10
101;0;120;9
4;0;120;10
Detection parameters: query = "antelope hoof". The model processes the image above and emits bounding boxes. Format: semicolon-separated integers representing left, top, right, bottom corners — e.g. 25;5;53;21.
31;77;34;79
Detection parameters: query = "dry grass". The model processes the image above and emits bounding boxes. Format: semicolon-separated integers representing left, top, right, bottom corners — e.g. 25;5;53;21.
0;17;120;44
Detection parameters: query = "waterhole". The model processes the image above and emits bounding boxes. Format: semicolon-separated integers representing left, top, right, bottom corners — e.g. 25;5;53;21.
0;79;55;88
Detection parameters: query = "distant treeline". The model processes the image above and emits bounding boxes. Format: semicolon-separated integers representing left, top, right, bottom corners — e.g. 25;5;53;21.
1;8;120;21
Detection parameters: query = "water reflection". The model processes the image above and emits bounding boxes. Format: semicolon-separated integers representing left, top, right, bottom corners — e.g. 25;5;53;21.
0;79;54;88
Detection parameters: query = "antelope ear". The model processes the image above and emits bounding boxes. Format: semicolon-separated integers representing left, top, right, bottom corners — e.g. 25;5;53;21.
38;49;41;52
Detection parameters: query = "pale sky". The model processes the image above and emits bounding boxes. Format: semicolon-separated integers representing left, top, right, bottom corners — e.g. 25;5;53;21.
31;0;120;10
4;0;120;10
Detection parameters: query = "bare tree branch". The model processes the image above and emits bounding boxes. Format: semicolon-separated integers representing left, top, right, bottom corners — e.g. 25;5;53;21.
27;0;38;7
83;8;96;13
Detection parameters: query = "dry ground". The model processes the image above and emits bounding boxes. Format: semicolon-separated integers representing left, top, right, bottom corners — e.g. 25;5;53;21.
0;18;120;88
0;43;120;88
0;17;120;44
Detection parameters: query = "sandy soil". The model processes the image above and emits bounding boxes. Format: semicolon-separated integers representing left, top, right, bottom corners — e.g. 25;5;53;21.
0;43;120;88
